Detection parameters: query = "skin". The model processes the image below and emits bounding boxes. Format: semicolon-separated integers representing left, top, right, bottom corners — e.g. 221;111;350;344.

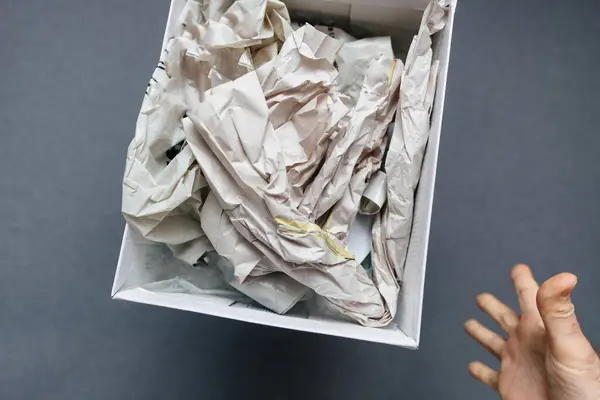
465;264;600;400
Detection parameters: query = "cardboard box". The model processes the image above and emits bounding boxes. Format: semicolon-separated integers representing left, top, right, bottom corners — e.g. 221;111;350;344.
112;0;457;348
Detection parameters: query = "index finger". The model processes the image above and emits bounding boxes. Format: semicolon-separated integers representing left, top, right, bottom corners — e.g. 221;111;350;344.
511;264;540;316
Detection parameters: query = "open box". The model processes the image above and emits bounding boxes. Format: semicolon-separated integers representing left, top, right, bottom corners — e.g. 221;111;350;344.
112;0;456;348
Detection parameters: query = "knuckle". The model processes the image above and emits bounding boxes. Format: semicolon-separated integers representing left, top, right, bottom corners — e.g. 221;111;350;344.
491;339;504;356
517;284;534;296
516;287;529;299
499;311;515;328
552;303;576;320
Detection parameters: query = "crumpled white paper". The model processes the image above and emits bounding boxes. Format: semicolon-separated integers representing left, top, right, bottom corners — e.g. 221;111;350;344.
121;59;213;265
121;0;294;266
184;69;390;325
121;0;448;326
371;0;449;281
298;56;402;222
335;37;395;107
199;188;308;314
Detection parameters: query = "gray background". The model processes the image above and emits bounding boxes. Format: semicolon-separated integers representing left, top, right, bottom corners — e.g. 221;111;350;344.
1;0;599;398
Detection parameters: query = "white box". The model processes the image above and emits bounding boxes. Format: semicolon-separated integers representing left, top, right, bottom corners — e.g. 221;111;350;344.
112;0;457;349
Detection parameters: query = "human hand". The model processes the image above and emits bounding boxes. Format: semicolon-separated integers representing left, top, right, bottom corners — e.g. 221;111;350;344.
465;264;600;400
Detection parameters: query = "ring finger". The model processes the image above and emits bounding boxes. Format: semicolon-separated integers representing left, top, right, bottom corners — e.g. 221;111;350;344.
476;292;519;332
464;318;505;358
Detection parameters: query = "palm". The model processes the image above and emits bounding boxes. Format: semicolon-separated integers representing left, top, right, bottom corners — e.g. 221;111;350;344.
497;314;548;400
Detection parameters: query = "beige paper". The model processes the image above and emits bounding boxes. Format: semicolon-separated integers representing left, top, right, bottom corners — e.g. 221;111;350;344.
122;0;293;265
200;190;307;313
335;37;395;107
121;0;447;327
184;71;396;326
259;24;342;129
197;0;289;49
372;0;449;280
299;57;402;221
121;56;212;265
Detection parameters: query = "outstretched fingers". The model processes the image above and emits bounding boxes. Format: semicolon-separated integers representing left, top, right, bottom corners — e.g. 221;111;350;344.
477;293;519;333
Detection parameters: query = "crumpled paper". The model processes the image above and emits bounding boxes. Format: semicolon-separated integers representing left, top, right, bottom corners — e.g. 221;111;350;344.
323;60;402;242
121;59;213;265
371;0;449;281
121;0;448;327
298;56;402;222
184;68;390;324
335;37;395;107
122;0;294;266
257;24;342;129
200;190;307;313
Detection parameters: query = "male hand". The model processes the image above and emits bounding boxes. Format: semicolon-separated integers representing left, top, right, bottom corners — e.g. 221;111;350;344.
465;264;600;399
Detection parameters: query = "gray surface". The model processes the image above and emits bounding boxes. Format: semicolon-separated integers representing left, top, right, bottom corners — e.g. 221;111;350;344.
1;0;599;398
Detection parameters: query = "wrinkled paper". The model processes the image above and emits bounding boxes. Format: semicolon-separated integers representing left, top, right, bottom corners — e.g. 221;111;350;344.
121;0;448;326
371;0;449;281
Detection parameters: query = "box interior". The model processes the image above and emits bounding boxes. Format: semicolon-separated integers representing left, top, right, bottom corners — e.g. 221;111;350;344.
112;0;456;348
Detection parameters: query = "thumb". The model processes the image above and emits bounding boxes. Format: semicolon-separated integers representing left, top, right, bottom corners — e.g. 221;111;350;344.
537;273;595;363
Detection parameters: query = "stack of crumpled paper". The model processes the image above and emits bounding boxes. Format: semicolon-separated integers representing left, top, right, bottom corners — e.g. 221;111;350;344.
122;0;448;327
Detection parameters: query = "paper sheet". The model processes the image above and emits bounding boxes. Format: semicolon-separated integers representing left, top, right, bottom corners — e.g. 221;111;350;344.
335;37;395;107
371;0;449;280
184;68;397;325
121;0;294;265
298;56;402;221
121;0;448;327
121;59;212;265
